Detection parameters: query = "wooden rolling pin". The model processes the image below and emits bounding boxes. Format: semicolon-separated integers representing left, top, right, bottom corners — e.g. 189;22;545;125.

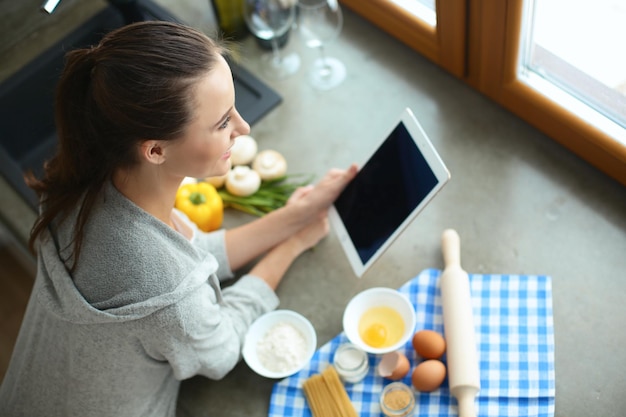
440;229;481;417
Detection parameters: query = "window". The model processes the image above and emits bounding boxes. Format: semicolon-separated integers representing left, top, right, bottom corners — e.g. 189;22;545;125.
340;0;626;185
390;0;436;27
520;0;626;143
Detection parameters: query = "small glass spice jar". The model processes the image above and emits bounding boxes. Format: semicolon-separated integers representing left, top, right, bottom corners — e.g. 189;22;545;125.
380;382;416;417
333;343;369;383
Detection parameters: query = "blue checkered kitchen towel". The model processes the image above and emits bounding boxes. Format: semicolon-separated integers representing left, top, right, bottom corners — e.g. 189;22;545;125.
269;268;555;417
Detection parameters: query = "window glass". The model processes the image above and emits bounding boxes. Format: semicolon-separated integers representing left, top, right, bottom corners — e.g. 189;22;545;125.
390;0;436;26
519;0;626;142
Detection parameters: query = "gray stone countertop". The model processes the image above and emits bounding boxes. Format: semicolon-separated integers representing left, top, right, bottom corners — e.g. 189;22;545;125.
2;1;625;416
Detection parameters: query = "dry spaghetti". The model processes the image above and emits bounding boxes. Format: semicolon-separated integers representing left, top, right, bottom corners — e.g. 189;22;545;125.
302;366;358;417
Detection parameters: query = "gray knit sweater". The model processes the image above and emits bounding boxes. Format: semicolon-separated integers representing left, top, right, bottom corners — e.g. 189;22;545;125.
0;182;279;416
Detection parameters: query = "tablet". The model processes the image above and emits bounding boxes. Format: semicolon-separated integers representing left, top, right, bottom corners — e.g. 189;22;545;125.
329;108;450;277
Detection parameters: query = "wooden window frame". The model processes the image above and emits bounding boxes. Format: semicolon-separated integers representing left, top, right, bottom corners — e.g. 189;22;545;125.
467;0;626;186
341;0;626;186
340;0;466;78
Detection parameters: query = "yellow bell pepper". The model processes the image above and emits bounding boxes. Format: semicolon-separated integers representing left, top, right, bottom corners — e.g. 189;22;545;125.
175;181;223;232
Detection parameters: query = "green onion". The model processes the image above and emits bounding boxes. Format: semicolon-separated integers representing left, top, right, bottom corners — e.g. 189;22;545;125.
217;174;314;216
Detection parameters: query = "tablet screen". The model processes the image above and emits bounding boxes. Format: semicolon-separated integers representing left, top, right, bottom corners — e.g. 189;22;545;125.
329;108;450;277
333;121;439;265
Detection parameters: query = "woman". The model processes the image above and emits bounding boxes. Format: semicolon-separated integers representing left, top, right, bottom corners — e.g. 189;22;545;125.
0;21;356;416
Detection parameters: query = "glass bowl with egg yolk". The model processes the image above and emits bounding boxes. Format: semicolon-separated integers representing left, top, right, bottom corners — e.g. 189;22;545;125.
359;306;405;348
343;287;416;354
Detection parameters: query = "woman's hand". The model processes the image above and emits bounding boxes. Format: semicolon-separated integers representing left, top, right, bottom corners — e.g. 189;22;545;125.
289;210;329;252
248;211;329;290
290;164;358;223
286;184;314;205
224;164;357;272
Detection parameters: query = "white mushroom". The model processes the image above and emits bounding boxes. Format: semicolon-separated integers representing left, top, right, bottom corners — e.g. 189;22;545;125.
225;166;261;197
204;173;228;189
230;135;258;166
252;150;288;180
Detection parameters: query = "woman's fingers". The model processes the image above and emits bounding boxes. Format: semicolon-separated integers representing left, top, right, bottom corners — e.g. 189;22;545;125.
287;184;314;205
312;164;359;206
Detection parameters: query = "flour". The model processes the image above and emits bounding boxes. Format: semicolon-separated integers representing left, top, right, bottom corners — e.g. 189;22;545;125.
257;322;307;373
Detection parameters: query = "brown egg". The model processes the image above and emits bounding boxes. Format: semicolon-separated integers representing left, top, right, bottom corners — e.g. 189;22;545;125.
411;359;446;392
412;330;446;359
377;351;411;380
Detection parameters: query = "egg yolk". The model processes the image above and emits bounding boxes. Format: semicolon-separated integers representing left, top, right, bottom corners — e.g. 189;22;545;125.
358;306;405;348
363;323;388;347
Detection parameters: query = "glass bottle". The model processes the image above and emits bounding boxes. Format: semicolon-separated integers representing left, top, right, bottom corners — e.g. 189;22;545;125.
380;382;416;417
333;343;369;383
210;0;248;40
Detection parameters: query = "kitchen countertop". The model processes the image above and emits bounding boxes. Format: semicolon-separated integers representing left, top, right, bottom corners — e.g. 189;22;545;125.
2;1;625;416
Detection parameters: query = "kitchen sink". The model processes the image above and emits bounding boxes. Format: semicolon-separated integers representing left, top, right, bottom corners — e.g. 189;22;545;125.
0;0;281;211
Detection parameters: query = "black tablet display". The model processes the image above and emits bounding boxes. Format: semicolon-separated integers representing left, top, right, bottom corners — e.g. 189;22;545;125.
329;108;450;277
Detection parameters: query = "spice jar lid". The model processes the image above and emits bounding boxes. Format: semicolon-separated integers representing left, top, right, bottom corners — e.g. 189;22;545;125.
380;382;415;417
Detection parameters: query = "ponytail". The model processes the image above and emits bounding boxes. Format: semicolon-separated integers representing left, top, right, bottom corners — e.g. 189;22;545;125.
27;47;106;263
27;21;226;270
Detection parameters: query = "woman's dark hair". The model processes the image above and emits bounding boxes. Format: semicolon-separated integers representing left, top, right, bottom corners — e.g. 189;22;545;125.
27;21;226;268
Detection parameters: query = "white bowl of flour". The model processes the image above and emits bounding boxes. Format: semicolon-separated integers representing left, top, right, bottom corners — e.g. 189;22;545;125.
242;310;317;379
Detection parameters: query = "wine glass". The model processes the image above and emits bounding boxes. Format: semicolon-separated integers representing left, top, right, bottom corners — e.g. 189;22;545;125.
242;0;300;80
297;0;347;90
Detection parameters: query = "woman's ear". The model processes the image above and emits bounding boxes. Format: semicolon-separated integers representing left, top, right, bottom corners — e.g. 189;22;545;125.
139;140;166;165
